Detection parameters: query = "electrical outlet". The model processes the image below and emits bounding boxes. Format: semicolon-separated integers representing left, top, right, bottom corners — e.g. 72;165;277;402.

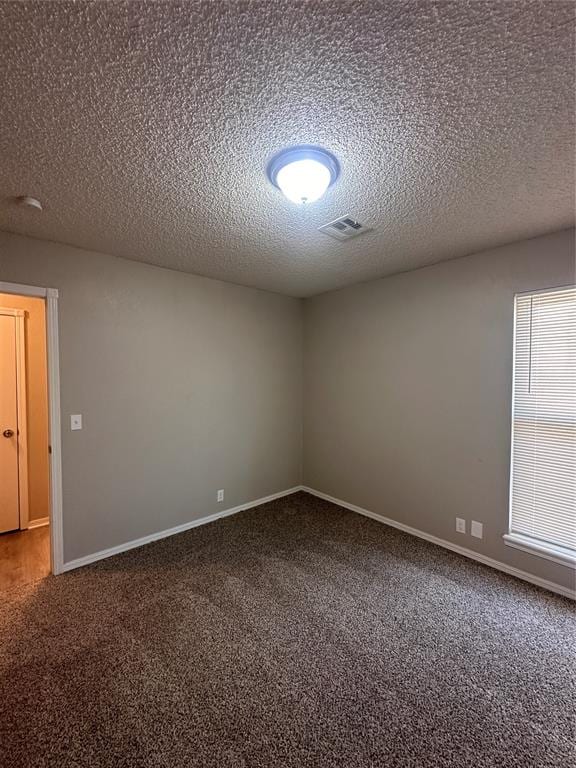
217;489;224;503
471;521;483;539
456;518;466;534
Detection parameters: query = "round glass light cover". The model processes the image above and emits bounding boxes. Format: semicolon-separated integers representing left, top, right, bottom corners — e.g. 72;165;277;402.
275;158;333;204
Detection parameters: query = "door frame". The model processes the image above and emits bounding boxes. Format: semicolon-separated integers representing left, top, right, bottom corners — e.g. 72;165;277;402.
0;282;63;575
0;307;29;529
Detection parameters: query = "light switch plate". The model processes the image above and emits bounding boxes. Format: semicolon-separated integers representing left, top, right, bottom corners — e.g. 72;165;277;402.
71;414;82;431
471;521;483;539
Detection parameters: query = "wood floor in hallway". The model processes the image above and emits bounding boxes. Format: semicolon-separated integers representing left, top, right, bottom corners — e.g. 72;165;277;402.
0;526;50;590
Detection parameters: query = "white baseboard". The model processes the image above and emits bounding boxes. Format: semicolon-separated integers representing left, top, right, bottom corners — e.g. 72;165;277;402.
27;517;49;529
301;486;575;601
61;484;574;600
61;486;302;573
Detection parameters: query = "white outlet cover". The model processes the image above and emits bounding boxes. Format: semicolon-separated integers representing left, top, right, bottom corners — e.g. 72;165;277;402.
217;490;224;502
471;521;483;539
456;517;466;534
71;414;82;430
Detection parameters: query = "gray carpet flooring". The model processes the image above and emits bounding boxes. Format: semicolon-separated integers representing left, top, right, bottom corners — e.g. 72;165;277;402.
0;491;574;767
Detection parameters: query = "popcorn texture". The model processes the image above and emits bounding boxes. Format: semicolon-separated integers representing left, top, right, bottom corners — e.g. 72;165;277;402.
0;0;574;296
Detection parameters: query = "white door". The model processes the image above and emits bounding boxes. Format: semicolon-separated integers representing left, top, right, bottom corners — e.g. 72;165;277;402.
0;313;20;532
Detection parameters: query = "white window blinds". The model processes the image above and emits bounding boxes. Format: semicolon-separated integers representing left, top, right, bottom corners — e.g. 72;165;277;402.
509;286;576;556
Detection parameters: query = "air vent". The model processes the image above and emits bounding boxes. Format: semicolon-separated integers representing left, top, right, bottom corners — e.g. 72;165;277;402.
318;215;370;241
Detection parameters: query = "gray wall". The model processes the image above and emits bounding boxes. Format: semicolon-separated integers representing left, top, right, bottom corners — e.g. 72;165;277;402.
0;232;303;562
1;227;574;592
304;229;575;592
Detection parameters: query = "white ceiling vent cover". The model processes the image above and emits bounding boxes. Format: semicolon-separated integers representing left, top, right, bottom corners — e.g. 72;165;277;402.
318;215;370;241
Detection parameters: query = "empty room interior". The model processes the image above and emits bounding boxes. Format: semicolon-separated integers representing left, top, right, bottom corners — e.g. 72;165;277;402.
0;2;575;766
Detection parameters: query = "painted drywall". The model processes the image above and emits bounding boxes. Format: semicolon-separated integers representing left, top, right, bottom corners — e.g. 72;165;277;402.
0;293;49;522
0;232;302;562
303;228;576;593
1;226;574;592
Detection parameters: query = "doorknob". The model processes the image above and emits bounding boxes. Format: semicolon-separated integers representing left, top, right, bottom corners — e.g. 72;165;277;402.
2;429;14;438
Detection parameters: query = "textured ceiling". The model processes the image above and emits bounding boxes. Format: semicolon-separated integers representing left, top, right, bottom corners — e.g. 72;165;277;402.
0;1;574;297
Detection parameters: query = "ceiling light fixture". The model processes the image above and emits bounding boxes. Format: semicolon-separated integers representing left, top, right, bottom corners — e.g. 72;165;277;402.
267;145;340;204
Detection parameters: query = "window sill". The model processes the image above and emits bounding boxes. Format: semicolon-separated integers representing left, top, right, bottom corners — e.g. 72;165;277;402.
503;534;576;569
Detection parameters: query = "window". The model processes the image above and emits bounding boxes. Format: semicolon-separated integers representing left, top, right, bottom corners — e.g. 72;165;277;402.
505;285;576;567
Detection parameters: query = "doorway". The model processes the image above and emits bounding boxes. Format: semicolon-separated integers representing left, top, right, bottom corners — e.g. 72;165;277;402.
0;295;50;587
0;282;63;584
